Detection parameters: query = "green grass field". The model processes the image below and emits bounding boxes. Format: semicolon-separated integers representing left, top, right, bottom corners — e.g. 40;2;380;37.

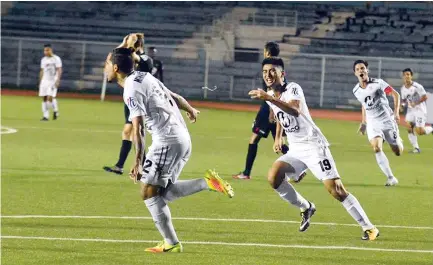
2;95;433;265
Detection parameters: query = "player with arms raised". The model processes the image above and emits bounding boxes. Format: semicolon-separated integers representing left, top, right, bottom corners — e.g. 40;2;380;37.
401;68;432;153
39;44;62;121
353;60;402;186
103;33;154;175
249;57;379;241
104;48;234;253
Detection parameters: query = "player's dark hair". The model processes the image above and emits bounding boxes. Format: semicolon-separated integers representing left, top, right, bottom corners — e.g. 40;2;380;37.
264;41;280;57
111;48;134;74
402;68;413;76
262;57;285;70
44;44;52;48
353;60;368;71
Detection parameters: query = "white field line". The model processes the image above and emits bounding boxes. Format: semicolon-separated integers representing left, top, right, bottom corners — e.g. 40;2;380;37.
0;126;18;134
2;215;433;230
2;235;432;254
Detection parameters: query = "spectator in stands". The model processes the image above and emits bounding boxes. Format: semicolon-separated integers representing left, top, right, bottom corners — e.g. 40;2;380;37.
148;47;164;82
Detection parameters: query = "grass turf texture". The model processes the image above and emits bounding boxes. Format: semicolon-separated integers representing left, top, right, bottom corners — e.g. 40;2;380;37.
2;95;433;265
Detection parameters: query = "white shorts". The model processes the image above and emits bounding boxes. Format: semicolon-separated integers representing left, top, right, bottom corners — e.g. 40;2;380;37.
140;139;191;188
277;144;340;181
405;111;427;128
366;119;401;146
39;80;57;97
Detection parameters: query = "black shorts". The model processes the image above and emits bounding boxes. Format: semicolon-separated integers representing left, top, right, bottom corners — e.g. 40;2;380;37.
124;103;132;124
252;102;277;138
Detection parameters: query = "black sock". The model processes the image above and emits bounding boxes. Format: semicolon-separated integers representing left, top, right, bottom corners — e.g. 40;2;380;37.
115;140;132;168
243;143;258;176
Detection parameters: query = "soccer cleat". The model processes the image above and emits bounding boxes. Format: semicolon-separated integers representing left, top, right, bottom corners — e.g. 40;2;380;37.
289;170;307;184
53;112;59;120
232;172;251;180
409;148;420;154
299;202;316;232
385;177;398;187
361;227;380;241
40;117;49;121
145;241;183;253
205;169;235;198
103;165;124;175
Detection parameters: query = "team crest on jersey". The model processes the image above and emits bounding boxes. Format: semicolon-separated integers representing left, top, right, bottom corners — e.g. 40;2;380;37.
127;97;137;108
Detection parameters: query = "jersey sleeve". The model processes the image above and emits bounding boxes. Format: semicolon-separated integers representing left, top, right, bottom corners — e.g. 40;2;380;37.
379;79;393;95
123;80;147;120
55;56;62;68
282;83;303;102
414;83;427;97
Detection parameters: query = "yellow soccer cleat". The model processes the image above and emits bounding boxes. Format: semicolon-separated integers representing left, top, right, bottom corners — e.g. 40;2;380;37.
361;227;380;241
205;169;235;198
145;241;183;253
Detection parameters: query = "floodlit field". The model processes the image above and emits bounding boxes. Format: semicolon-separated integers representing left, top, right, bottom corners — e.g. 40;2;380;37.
2;95;433;265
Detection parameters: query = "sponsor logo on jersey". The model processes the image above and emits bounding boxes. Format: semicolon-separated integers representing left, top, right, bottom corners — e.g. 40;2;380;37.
127;97;137;108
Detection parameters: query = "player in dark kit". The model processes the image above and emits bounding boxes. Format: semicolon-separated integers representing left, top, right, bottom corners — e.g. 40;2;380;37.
148;46;164;82
103;33;153;175
233;42;289;180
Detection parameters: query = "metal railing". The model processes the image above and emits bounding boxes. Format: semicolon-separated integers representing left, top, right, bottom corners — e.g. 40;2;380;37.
2;36;433;109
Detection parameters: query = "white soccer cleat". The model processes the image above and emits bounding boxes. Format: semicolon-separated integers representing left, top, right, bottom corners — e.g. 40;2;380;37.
385;177;399;187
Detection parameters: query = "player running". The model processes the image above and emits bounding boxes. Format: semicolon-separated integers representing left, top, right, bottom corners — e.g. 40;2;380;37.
352;60;402;186
249;57;379;241
104;47;234;253
233;41;293;180
39;44;62;121
401;68;432;153
103;33;154;175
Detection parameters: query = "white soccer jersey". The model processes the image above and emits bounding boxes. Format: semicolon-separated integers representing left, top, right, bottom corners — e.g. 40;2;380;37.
123;71;189;143
40;55;62;81
401;81;427;115
352;78;394;123
266;82;329;147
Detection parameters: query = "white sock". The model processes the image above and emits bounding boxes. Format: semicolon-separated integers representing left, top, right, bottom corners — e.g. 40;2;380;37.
52;98;59;112
375;151;394;179
424;126;433;135
42;102;49;118
162;179;208;202
275;179;310;211
144;196;179;245
342;194;374;231
408;133;419;149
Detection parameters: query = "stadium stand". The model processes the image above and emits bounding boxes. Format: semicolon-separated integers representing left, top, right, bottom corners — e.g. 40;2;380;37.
1;1;432;108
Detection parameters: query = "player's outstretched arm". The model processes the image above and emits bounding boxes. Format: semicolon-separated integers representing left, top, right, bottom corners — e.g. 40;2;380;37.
39;69;43;86
273;122;284;153
160;83;200;123
130;116;146;183
248;89;300;117
389;88;401;122
357;106;367;135
55;67;62;88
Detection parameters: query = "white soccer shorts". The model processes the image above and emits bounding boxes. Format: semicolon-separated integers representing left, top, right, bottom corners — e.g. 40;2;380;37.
405;110;427;128
277;144;340;181
140;139;191;188
366;119;401;146
39;80;57;97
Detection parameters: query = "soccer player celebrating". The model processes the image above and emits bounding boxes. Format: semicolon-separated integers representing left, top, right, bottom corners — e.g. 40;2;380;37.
103;33;153;175
104;48;234;253
352;60;402;186
233;41;293;180
39;44;62;121
249;57;379;240
401;68;432;153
